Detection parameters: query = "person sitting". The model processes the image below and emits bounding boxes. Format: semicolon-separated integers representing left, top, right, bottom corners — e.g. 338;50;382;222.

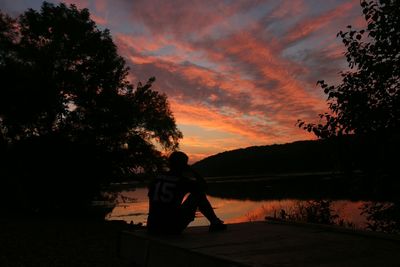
146;151;227;234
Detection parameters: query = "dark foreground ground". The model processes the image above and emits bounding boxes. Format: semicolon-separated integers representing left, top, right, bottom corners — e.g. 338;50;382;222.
0;219;133;267
120;221;400;267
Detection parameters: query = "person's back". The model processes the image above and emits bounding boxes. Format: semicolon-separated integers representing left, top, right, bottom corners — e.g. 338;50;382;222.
147;172;191;233
146;151;227;234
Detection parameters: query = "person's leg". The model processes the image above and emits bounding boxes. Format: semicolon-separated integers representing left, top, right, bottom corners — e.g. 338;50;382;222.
195;193;227;231
178;193;199;230
195;193;220;223
180;192;226;231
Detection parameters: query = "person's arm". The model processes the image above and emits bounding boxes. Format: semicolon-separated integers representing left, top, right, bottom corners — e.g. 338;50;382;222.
186;165;207;191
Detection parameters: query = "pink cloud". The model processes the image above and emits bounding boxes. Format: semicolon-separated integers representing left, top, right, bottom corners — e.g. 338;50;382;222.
269;0;306;19
91;13;107;25
195;31;328;112
116;34;167;54
62;0;89;8
284;1;357;45
94;0;107;13
126;0;262;39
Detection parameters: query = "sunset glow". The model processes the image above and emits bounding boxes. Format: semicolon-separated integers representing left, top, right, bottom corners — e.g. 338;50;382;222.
1;0;364;162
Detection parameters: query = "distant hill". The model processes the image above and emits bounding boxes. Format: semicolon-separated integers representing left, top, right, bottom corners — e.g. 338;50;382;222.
192;138;360;177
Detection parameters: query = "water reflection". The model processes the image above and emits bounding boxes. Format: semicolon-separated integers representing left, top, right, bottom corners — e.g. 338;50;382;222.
106;188;372;230
106;189;149;224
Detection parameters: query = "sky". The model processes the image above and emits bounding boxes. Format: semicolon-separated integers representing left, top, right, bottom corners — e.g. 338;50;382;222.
0;0;366;163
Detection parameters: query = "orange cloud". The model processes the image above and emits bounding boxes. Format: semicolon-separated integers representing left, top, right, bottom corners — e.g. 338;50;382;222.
172;101;269;141
172;100;315;149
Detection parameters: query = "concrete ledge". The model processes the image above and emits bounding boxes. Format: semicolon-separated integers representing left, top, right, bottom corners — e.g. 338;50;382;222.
119;222;400;267
265;217;400;242
119;229;249;267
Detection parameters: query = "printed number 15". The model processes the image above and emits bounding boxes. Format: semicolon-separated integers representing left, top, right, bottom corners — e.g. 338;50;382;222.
153;182;176;203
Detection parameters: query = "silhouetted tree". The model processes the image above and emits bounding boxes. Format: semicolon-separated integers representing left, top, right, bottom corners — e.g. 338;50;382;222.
0;2;182;216
297;0;400;176
298;0;399;138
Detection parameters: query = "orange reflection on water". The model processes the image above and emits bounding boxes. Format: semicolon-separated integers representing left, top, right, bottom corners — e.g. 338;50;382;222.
207;197;301;224
106;189;149;225
107;188;369;229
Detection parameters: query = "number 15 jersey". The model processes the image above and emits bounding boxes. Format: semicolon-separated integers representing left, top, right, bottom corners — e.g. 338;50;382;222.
147;173;197;231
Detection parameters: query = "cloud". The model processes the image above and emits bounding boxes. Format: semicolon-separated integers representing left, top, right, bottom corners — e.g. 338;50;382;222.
194;30;328;115
94;0;107;13
61;0;90;8
268;0;305;19
123;0;263;39
91;13;108;25
283;1;358;45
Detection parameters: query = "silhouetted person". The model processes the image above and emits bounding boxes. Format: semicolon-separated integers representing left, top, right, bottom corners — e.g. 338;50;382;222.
147;151;227;234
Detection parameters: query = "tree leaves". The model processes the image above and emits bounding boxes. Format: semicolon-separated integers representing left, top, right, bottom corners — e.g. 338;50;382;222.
298;0;400;139
0;2;182;178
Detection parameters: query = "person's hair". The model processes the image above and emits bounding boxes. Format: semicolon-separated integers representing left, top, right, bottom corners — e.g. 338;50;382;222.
168;151;188;171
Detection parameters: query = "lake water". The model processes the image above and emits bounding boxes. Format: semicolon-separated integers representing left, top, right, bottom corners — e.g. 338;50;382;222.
106;187;371;229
